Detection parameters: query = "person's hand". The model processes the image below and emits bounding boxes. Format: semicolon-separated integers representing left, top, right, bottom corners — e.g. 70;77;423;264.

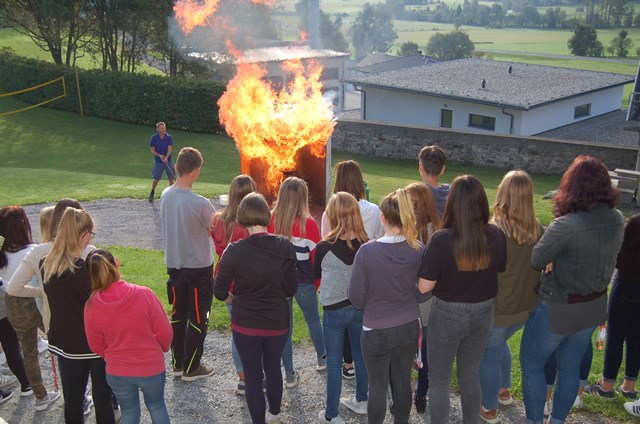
544;263;553;274
224;292;233;304
160;155;167;164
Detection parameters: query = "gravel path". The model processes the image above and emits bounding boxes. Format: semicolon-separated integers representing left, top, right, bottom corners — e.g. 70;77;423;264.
5;199;623;424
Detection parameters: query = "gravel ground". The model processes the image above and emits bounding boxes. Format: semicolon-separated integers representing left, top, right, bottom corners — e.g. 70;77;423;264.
4;199;624;424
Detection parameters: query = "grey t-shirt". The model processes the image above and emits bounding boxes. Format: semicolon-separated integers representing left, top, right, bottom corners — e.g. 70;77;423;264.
160;186;215;269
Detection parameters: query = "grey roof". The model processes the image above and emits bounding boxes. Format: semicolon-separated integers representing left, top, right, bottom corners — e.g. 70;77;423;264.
357;54;438;74
344;58;634;110
537;110;638;147
357;52;396;68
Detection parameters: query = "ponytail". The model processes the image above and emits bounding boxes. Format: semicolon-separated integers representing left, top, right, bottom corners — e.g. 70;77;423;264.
380;189;421;250
86;249;120;305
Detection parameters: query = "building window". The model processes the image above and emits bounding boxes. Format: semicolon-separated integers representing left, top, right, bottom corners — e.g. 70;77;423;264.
441;109;452;128
468;114;496;131
574;103;591;118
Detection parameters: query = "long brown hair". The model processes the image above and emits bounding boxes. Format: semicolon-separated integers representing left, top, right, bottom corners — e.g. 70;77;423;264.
42;208;94;283
380;189;421;250
405;183;441;243
553;155;618;217
86;249;120;305
491;170;542;245
272;177;310;239
212;174;257;243
441;175;491;271
0;206;33;269
334;160;366;199
39;206;55;243
325;192;369;250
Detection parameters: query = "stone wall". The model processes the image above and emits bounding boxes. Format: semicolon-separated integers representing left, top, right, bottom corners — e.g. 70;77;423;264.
333;119;638;174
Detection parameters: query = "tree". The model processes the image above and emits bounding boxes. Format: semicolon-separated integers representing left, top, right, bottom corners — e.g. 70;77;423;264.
397;41;420;56
610;29;633;57
350;3;397;61
567;23;603;57
0;0;93;66
426;30;474;61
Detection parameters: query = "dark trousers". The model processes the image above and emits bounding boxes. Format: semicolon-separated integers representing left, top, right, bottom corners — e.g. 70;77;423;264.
233;331;288;424
343;331;353;364
362;320;420;424
167;266;214;374
57;356;114;424
0;317;30;391
416;325;429;396
603;280;640;381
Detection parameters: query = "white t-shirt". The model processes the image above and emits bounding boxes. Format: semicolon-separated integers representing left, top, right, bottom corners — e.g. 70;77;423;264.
321;199;384;240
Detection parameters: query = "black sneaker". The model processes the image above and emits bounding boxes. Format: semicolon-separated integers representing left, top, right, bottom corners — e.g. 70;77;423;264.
342;364;355;380
148;190;155;202
415;393;427;413
584;382;614;399
618;384;638;400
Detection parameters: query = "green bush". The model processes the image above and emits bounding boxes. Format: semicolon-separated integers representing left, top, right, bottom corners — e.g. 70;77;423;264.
0;48;226;133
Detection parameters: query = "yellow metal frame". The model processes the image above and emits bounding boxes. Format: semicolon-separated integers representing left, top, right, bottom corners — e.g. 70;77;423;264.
0;76;66;116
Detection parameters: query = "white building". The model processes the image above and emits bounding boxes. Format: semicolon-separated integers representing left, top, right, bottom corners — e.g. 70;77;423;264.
343;58;634;136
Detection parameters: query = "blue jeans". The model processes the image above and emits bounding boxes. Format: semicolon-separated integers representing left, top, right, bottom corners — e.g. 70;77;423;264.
225;304;243;374
323;306;368;419
428;298;494;424
479;323;524;409
544;340;592;388
520;302;595;424
106;372;169;424
282;284;325;372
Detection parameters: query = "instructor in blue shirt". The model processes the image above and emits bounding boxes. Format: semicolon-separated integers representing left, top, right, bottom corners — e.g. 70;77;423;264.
149;121;175;202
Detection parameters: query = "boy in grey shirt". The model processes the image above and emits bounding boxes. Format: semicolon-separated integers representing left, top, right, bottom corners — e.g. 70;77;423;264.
160;147;216;381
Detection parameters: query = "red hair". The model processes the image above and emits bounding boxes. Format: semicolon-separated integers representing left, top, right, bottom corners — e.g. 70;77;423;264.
553;155;618;217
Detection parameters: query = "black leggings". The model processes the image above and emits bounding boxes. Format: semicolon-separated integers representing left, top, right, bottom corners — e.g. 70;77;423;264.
233;331;288;423
0;317;30;391
603;280;640;381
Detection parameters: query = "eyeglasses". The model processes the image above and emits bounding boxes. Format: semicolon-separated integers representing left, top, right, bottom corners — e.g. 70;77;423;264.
87;231;96;239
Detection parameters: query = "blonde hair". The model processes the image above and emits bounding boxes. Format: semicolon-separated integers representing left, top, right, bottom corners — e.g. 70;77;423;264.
491;170;542;245
272;177;310;239
213;175;257;243
39;206;55;243
325;192;369;250
42;208;94;283
86;249;120;305
380;189;421;250
404;183;441;243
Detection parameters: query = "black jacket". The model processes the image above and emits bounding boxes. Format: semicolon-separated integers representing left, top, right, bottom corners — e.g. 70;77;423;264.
214;234;298;331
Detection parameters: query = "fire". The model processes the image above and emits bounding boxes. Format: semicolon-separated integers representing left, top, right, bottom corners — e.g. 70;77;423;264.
218;58;335;197
174;0;275;35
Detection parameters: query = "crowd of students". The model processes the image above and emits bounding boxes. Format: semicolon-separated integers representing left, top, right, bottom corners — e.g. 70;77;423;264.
0;144;638;424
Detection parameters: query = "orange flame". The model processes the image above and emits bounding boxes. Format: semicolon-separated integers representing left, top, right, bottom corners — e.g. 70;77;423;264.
174;0;275;35
218;59;335;197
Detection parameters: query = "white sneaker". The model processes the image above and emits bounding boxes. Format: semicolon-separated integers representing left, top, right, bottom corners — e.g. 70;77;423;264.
0;374;16;389
318;409;345;423
572;394;584;409
544;400;552;416
0;352;6;365
340;396;368;415
83;395;94;415
34;391;60;411
625;400;640;417
265;410;281;423
37;337;49;354
0;366;12;376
